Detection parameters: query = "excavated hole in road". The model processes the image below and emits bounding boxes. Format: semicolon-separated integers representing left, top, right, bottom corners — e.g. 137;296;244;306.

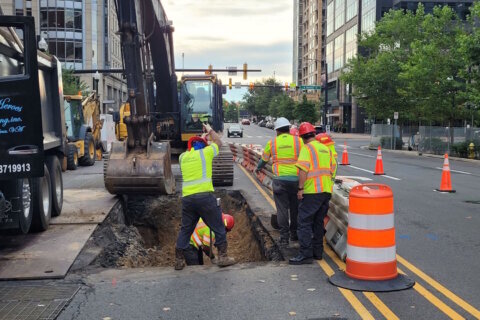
91;190;275;269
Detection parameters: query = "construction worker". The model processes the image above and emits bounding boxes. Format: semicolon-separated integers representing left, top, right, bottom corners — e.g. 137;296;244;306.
185;213;235;265
175;123;235;270
290;122;336;265
256;117;303;246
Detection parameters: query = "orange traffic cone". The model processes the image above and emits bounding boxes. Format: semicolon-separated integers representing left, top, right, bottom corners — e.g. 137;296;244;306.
374;146;385;175
436;154;456;193
340;142;350;166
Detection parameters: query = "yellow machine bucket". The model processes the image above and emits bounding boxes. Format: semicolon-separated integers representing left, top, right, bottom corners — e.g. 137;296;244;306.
104;140;175;195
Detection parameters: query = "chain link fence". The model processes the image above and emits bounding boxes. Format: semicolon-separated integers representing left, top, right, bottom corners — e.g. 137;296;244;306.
418;126;480;158
370;124;402;149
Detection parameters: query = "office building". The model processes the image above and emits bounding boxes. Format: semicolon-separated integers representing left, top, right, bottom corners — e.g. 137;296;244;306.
1;0;126;112
320;0;474;132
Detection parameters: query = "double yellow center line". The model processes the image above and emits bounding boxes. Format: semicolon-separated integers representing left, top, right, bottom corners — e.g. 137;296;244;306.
237;163;480;320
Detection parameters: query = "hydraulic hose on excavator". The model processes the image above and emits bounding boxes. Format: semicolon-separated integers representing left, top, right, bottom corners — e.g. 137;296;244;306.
104;0;177;195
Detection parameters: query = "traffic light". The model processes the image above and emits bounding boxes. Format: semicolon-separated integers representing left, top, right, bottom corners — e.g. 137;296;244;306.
249;82;254;90
229;78;232;90
285;83;289;91
243;63;248;80
205;64;213;75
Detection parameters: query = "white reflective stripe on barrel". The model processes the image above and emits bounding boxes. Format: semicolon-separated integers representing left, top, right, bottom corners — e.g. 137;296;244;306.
348;212;394;230
346;245;396;263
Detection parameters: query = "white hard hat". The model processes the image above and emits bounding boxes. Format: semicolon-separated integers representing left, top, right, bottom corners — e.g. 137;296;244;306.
274;117;290;130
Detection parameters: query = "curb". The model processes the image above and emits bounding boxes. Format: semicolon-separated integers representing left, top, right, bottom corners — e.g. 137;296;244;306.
361;146;480;165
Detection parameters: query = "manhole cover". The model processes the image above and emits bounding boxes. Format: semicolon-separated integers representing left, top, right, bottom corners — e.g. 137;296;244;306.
464;200;480;204
0;284;79;320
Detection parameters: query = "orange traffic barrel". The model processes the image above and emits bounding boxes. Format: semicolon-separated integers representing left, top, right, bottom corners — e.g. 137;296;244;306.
329;183;414;292
346;184;396;280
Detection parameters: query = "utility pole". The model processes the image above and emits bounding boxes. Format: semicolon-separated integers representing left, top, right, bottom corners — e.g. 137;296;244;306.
324;63;328;127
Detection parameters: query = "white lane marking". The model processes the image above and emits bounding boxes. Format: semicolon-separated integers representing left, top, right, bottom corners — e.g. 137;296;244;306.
339;176;373;181
435;167;472;175
348;165;402;181
348;152;375;158
246;135;253;138
256;136;263;138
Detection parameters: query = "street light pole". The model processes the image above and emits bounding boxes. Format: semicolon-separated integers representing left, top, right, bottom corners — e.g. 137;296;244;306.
324;63;328;128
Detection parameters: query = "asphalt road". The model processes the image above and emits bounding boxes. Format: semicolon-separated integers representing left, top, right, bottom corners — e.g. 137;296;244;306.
56;124;480;319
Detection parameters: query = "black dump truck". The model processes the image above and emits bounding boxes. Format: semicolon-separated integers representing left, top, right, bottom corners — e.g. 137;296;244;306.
0;15;65;233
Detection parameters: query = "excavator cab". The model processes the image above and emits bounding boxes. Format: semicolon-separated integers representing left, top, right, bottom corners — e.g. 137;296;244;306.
180;75;224;143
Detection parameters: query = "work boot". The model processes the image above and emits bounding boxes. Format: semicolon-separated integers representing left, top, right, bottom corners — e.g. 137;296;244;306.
174;248;185;270
216;243;236;268
290;232;298;241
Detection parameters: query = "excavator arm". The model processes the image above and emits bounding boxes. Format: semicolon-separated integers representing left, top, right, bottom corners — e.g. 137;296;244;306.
104;0;176;195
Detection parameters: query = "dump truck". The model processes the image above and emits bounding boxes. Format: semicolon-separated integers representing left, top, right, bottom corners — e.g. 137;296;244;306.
0;15;65;233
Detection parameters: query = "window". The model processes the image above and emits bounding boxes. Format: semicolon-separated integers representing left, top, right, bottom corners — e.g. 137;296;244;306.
362;8;375;33
56;10;65;28
74;41;83;62
48;11;56;29
327;2;334;36
326;41;333;73
74;10;82;31
335;0;345;30
345;25;357;63
65;9;74;29
66;42;74;60
56;41;65;59
334;34;344;70
0;26;25;77
346;0;357;22
40;10;48;28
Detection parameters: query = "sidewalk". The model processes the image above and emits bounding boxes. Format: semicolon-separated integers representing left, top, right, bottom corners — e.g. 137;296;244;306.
330;132;370;140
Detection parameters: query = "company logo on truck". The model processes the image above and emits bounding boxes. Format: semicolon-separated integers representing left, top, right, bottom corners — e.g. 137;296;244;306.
0;98;26;134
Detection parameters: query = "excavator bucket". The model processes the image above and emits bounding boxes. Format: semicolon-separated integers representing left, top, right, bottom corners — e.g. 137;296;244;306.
104;140;175;195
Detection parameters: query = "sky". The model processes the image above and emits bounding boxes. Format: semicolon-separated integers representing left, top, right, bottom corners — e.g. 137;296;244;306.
162;0;293;102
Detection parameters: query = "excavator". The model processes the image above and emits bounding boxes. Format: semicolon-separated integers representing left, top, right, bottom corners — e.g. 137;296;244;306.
104;0;176;195
104;0;233;195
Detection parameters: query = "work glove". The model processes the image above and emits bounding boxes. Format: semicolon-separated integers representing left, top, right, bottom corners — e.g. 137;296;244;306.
203;123;213;133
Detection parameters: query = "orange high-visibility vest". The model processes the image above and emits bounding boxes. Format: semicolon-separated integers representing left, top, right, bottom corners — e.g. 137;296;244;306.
296;140;335;194
189;218;215;249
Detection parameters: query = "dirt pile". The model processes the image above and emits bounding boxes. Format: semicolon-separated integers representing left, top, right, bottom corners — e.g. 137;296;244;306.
91;192;267;269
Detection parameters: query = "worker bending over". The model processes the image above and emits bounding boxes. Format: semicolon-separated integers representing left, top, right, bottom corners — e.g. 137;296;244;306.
256;117;303;247
175;124;235;270
290;122;336;265
185;214;235;265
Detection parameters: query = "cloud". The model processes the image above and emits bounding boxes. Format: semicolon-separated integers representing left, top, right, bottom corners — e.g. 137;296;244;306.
163;1;294;96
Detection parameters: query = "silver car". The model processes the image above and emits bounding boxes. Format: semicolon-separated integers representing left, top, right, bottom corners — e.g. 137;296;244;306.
227;124;243;138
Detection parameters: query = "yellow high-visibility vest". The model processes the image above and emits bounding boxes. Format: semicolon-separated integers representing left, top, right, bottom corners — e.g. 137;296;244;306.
190;218;215;249
180;143;219;197
262;133;304;177
296;140;335;194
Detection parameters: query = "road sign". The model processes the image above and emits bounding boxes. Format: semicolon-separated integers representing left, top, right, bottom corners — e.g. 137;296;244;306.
394;112;399;120
227;67;237;76
300;85;322;90
234;82;241;89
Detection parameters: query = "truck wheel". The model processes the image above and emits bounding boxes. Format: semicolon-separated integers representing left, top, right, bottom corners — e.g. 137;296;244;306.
67;144;78;170
31;164;52;232
79;133;96;166
46;156;63;217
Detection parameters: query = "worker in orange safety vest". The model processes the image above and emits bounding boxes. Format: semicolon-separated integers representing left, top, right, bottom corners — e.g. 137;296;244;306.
184;213;235;265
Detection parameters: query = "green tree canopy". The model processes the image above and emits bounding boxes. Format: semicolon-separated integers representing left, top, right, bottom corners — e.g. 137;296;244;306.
294;95;319;123
62;69;88;96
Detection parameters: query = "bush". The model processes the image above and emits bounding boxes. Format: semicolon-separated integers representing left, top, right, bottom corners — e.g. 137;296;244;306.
420;138;445;155
451;141;470;158
380;137;403;149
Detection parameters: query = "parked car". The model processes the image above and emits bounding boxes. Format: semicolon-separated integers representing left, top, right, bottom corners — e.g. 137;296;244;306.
227;124;243;138
266;121;275;129
258;120;266;127
241;118;251;125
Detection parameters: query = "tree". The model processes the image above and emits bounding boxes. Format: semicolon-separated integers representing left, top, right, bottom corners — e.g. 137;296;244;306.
62;68;88;95
241;77;282;116
294;95;319;123
223;101;239;122
341;6;425;122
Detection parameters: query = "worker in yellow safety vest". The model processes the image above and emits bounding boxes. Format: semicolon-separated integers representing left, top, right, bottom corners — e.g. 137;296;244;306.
256;117;304;247
175;123;235;270
289;122;336;265
185;214;235;265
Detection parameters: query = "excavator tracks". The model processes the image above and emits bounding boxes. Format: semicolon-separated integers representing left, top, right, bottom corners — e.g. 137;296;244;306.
212;144;234;186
